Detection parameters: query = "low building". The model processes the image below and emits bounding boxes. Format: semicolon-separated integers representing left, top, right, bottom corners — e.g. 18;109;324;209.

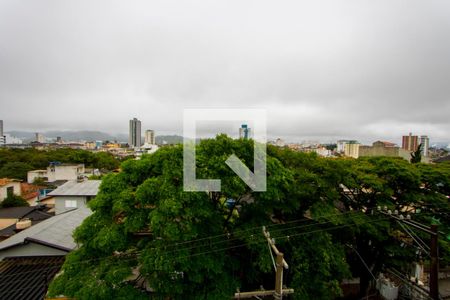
85;141;96;149
0;207;92;299
0;178;21;202
359;141;410;160
47;180;101;214
27;163;85;184
0;206;53;240
359;141;429;162
0;206;92;259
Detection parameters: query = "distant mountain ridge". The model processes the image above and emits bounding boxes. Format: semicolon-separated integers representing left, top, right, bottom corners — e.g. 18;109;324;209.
7;130;127;142
155;135;184;145
6;130;185;145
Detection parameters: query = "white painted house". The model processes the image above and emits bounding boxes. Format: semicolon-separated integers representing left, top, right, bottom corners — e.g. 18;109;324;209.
0;179;21;202
27;163;85;183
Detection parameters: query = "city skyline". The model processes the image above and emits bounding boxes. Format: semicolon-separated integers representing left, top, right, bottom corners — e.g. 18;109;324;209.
1;117;448;146
1;0;450;142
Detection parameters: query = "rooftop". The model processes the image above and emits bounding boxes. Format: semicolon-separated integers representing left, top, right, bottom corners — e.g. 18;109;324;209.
373;141;398;147
0;207;92;252
48;180;101;196
0;256;65;300
0;178;21;187
0;206;51;219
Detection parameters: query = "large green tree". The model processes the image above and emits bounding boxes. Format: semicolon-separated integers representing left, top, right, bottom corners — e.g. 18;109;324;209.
48;137;450;299
49;136;350;299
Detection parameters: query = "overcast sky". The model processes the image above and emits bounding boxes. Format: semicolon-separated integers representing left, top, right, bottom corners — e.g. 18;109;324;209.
1;0;450;143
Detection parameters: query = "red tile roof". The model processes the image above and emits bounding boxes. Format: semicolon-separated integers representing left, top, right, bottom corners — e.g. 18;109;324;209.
20;183;41;200
0;178;21;187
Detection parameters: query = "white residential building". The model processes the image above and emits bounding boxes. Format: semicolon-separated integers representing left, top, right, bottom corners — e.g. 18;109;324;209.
35;133;45;143
27;163;85;184
419;135;430;157
0;120;4;146
145;129;156;145
344;142;360;158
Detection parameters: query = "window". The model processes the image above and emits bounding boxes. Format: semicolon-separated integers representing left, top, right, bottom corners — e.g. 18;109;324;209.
65;200;77;208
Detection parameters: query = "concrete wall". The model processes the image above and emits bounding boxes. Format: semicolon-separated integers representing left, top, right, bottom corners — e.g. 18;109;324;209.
0;242;68;260
27;170;47;184
47;165;85;182
54;196;88;215
359;145;401;157
0;182;21;201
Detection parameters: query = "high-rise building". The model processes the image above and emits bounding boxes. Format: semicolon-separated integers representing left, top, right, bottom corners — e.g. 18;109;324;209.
419;135;430;157
337;140;358;153
35;133;45;143
145;130;155;145
129;118;142;148
344;141;360;158
402;133;419;152
0;120;5;146
239;124;251;139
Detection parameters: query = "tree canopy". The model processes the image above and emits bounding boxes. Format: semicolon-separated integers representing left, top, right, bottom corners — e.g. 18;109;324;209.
0;148;123;180
48;136;450;299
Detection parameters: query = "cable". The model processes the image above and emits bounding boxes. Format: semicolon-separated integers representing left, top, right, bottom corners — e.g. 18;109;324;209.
0;210;444;284
0;211;378;283
346;244;376;280
1;214;394;295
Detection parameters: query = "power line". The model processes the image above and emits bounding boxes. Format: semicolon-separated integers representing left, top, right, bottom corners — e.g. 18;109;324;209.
0;210;446;288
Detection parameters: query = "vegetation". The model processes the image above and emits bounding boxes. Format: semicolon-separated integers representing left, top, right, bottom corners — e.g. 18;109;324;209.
48;136;450;299
410;143;423;163
0;161;34;181
0;194;29;208
0;148;123;180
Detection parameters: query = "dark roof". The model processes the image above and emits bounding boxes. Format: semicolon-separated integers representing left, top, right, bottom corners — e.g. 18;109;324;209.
0;207;53;241
0;217;50;240
0;256;65;300
0;207;36;219
0;206;52;220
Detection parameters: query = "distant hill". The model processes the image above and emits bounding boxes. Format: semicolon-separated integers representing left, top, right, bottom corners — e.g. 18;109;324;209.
156;135;184;145
7;131;127;142
5;131;187;145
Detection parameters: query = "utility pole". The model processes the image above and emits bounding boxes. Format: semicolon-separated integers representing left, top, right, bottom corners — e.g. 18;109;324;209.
274;252;284;300
430;224;439;300
263;226;288;299
233;227;294;299
379;209;439;300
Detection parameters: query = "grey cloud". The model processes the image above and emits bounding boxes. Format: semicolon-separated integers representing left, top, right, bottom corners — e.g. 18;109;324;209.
0;0;449;142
